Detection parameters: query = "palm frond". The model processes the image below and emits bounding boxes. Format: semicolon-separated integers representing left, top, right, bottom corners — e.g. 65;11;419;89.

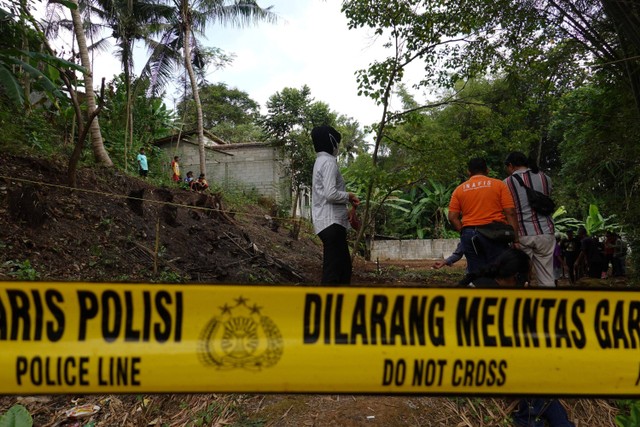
206;1;278;27
86;36;112;55
141;31;181;96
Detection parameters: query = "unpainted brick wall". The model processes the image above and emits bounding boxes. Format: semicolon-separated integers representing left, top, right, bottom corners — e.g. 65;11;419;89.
369;239;460;260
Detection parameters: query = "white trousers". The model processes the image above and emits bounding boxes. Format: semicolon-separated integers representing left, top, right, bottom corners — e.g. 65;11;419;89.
519;233;556;287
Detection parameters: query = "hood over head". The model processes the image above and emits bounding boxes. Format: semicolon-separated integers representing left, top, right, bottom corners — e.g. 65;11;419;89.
311;125;341;155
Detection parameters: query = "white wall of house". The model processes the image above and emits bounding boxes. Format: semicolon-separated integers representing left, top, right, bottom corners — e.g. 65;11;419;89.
157;141;312;216
206;143;286;202
369;238;460;260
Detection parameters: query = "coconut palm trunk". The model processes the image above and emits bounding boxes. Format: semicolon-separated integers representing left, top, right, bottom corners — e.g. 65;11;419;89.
182;11;206;175
69;0;113;166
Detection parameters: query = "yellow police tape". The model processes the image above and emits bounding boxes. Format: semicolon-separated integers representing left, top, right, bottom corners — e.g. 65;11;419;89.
1;282;639;395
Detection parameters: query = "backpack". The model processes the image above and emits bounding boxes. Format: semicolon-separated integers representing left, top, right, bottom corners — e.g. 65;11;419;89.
512;173;556;216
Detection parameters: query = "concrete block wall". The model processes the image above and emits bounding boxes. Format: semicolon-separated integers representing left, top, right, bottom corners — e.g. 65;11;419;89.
159;141;288;202
207;144;285;201
369;239;460;261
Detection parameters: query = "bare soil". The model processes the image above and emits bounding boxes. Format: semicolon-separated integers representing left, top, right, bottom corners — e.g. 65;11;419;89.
0;154;623;426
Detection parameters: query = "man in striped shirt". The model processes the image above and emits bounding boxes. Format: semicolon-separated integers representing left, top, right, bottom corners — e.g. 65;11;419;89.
504;151;556;287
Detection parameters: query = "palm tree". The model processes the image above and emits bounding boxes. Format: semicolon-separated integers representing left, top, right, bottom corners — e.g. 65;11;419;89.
69;0;113;166
145;0;277;175
92;0;173;170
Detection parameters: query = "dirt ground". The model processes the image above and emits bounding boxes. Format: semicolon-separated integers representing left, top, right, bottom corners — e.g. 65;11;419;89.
0;154;625;426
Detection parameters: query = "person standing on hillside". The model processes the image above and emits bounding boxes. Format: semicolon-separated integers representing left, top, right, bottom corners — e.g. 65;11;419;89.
560;229;581;284
504;151;556;287
613;233;627;277
137;147;149;178
171;156;181;182
311;125;360;284
447;157;519;274
575;227;605;279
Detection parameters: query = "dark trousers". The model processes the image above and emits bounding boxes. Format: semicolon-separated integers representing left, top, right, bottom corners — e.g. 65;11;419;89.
318;224;352;284
460;227;509;274
565;254;577;283
613;257;626;276
513;399;575;427
587;261;603;278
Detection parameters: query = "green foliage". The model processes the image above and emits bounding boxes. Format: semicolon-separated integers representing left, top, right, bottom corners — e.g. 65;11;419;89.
154;269;186;283
343;153;414;237
209;180;262;211
192;403;225;426
584;204;622;236
405;180;456;239
177;82;264;142
261;85;337;195
616;400;640;427
551;204;622;237
0;102;65;156
143;0;277;96
0;404;32;427
551;206;583;235
552;84;640;210
0;6;84;107
100;75;176;172
4;260;39;280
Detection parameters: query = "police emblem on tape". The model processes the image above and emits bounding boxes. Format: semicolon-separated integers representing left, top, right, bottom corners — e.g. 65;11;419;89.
198;296;283;370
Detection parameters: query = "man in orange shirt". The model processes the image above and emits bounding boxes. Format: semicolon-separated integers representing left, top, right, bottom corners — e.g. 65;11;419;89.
448;158;519;274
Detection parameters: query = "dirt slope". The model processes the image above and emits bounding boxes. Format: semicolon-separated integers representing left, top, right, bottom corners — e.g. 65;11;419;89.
0;154;322;284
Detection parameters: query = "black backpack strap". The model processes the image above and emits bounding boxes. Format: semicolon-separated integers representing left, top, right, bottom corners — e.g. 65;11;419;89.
512;173;528;188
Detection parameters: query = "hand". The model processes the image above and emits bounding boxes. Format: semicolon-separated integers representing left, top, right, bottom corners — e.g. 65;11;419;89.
433;260;447;269
349;193;360;206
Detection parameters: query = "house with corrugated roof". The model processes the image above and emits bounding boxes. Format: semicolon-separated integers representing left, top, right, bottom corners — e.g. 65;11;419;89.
154;130;310;218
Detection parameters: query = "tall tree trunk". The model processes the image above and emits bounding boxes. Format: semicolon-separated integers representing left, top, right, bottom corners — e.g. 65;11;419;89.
600;0;640;118
123;42;135;172
69;0;113;166
18;0;31;111
183;18;206;175
291;187;299;218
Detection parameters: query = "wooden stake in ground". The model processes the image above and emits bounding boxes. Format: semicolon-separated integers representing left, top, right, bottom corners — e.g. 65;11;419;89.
154;216;160;275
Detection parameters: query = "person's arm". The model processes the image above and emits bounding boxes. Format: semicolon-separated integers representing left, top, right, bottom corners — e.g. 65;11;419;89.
445;249;464;266
503;207;519;245
320;160;350;204
448;210;462;232
434;250;463;269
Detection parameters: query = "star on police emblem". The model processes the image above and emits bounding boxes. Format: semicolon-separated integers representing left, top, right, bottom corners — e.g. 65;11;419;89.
198;296;283;370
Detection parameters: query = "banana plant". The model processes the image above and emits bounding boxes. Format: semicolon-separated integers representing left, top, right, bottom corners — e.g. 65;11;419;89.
584;204;622;236
0;7;84;107
552;204;623;236
406;179;455;239
551;206;583;234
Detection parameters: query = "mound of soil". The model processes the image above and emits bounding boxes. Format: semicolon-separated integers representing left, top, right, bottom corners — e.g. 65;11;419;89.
0;154;322;284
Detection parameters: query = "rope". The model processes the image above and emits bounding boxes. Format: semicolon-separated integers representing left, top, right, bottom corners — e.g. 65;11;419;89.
0;174;303;223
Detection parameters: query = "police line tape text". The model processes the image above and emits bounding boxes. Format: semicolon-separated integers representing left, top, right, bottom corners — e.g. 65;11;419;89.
16;356;141;387
303;293;640;349
0;289;183;342
382;358;507;388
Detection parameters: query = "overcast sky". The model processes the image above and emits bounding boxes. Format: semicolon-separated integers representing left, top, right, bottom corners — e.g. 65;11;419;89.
91;0;394;133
